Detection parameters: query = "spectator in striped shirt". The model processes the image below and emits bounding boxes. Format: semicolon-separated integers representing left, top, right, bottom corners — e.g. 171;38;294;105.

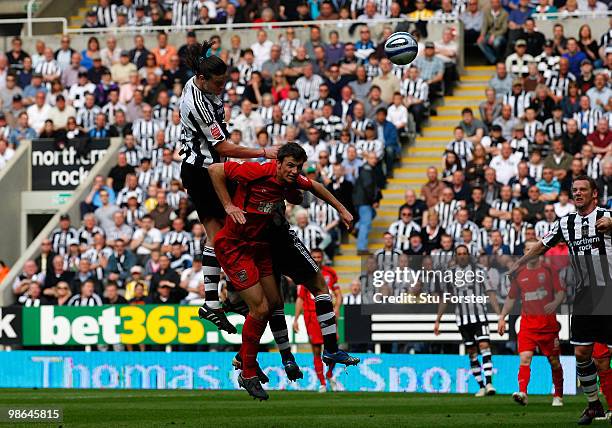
67;279;103;306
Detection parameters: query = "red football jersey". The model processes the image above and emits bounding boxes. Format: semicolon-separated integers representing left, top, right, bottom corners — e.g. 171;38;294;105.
297;266;339;312
508;264;564;333
222;161;313;241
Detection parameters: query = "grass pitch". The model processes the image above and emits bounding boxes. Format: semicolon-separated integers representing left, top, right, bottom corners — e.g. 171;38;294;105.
0;389;602;428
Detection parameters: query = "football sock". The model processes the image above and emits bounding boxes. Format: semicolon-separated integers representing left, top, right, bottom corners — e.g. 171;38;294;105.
577;359;600;402
481;347;493;385
314;354;326;386
326;364;335;379
518;365;530;394
240;315;267;379
552;366;564;398
597;368;612;408
202;246;221;309
314;294;338;353
270;308;295;363
469;354;485;388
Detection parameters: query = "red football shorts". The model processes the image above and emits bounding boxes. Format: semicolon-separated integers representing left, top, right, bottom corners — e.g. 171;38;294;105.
518;330;560;356
304;310;323;345
593;342;612;360
214;234;273;290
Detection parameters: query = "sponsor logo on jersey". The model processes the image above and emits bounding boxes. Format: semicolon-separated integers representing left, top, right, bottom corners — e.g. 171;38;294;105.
210;123;223;140
237;269;248;283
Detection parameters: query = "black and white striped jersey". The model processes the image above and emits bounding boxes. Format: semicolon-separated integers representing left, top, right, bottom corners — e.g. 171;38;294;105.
350;118;374;142
446;220;480;243
375;0;393;16
154;162;181;189
534;53;560;80
179;76;229;168
35;59;60;78
350;0;368;16
463;241;482;257
76;105;101;131
510;137;530;160
542;207;612;292
77;225;104;247
431;248;455;270
446;139;474;167
586;157;602;180
265;122;288;141
546;72;576;98
223;81;246;101
503;222;528;254
310;97;336;111
543;117;567;141
82;246;113;280
124;207;145;229
523;120;542;142
535;219;557;238
150;147;166;168
433;9;458;22
313;115;343;141
137;168;155;189
364;63;381;81
279;98;304;125
573;109;602;136
133;118;161;157
163;230;192;248
392;64;407;81
290;224;328;252
477;228;492;251
258;106;274;125
436;200;461;229
295;75;324;104
116;186;145;207
164;122;182;151
167;190;188;210
600;29;612;51
153;105;173;128
400;78;429;102
238;62;257;85
68;293;104;306
388;220;422;252
169;253;193;274
491;199;520;229
94;4;117;27
172;0;198;26
355;139;384;159
528;162;544;181
120;146;143;167
374;248;402;271
309;199;340;229
441;263;493;326
329;141;350;164
102;102;126;125
502;91;532;119
50;227;79;256
188;236;207;258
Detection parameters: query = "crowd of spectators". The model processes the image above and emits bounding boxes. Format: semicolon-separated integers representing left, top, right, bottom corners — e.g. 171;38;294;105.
2;0;611;327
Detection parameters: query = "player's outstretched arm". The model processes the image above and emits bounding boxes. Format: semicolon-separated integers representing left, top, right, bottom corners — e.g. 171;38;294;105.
487;290;501;316
309;180;353;229
208;163;246;224
507;240;548;277
216;140;279;160
498;296;516;335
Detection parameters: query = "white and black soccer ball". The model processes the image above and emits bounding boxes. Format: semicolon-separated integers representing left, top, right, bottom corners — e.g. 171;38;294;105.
384;32;419;66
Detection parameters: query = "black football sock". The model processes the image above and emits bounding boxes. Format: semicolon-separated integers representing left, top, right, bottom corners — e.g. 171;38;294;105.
314;294;338;353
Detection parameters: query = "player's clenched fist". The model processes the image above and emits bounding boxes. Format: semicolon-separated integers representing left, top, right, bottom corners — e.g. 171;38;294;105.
497;318;506;336
596;216;612;233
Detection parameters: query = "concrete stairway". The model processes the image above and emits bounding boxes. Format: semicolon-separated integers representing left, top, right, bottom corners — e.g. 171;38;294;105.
68;0;96;29
334;65;497;290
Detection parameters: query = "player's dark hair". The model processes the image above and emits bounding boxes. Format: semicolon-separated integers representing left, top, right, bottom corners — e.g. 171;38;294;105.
185;39;227;79
311;248;324;255
278;142;307;164
573;175;598;194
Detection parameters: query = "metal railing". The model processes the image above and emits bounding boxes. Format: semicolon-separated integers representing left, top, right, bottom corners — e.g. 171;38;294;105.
531;10;612;20
63;16;455;34
0;17;67;36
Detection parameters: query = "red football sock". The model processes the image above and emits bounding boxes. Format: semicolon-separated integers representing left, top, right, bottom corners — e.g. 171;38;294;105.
240;315;267;379
518;365;530;394
326;363;335;379
552;367;564;398
314;354;326;386
598;368;612;409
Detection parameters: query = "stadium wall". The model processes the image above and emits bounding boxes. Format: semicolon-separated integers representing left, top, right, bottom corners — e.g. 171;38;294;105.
0;141;31;268
0;351;577;395
0;137;123;306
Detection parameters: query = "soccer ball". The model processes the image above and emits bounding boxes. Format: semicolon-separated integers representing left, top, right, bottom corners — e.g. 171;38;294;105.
384;32;419;66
